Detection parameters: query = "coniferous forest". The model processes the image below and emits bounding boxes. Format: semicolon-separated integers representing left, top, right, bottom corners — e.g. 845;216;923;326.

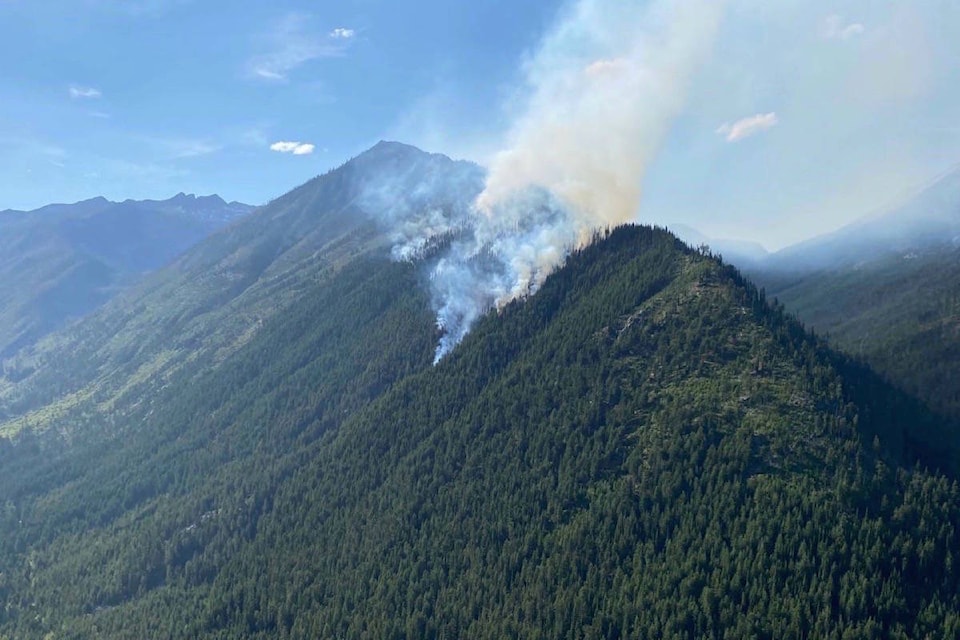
754;248;960;423
1;216;959;638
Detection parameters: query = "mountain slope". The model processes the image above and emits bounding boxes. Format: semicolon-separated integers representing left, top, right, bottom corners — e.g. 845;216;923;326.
0;141;483;436
205;227;956;639
0;221;957;638
755;246;960;421
749;167;960;421
0;193;253;358
761;165;960;273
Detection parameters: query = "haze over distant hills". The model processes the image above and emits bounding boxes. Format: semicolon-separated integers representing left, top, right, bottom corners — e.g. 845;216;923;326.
759;166;960;273
0;193;253;358
667;223;770;265
736;166;960;421
672;165;960;273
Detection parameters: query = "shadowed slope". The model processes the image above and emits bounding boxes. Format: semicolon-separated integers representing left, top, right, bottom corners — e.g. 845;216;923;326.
0;225;956;639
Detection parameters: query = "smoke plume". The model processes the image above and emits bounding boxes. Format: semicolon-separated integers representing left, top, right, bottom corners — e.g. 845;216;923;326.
390;0;725;361
478;0;723;226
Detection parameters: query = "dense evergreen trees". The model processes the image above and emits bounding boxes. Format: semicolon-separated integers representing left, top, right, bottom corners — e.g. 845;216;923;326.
754;246;960;421
0;225;958;638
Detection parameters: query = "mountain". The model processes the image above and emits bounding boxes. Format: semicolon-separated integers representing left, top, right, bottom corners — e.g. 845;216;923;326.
748;167;960;420
667;223;770;266
761;166;960;273
754;245;960;421
0;143;959;638
0;141;482;432
0;193;253;359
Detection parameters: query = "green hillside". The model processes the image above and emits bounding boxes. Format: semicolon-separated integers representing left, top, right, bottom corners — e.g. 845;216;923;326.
748;167;960;423
0;220;957;639
756;246;960;421
0;141;479;437
0;194;251;359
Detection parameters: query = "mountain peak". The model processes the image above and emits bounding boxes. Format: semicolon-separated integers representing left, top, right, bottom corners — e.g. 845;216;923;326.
352;140;474;171
197;194;227;206
371;139;419;152
170;192;229;207
267;140;484;221
354;140;441;165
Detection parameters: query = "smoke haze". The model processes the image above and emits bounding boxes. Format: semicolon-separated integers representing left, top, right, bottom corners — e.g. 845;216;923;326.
478;0;724;228
378;0;958;360
380;0;726;360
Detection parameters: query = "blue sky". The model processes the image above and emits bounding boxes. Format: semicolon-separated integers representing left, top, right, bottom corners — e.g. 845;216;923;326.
2;0;959;249
0;0;561;207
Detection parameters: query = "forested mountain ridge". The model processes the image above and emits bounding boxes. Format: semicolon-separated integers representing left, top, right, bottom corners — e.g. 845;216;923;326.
0;193;253;360
0;215;957;638
0;141;482;439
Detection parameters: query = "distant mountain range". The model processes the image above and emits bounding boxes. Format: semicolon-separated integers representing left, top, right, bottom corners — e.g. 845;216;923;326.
0;193;253;358
674;166;960;272
741;166;960;420
760;167;960;272
667;223;770;264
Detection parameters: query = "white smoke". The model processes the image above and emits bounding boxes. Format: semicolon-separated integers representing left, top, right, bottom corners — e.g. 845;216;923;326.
389;0;726;361
478;0;724;226
429;188;573;360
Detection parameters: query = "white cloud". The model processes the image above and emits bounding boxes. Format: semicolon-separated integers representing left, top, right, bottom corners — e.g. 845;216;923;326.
821;14;865;41
69;85;102;99
270;141;315;155
136;134;220;159
840;23;865;39
170;140;219;158
716;112;779;142
240;126;270;146
41;143;67;158
0;136;67;160
247;14;354;82
253;67;286;81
